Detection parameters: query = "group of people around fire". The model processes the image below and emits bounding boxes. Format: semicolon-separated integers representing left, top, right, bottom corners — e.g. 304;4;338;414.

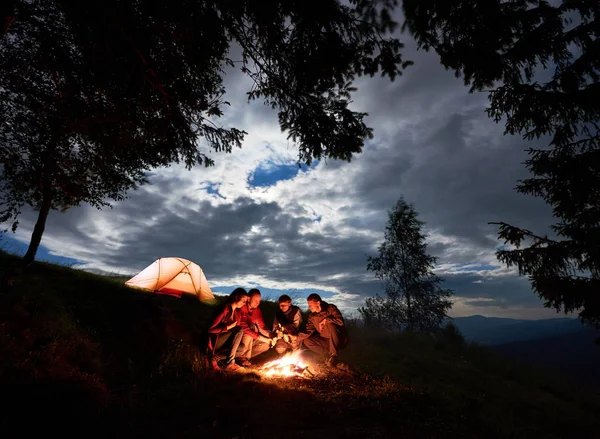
204;287;348;371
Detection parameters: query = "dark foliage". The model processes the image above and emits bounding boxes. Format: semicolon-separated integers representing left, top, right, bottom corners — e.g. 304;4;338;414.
403;0;600;326
360;197;453;332
0;0;412;263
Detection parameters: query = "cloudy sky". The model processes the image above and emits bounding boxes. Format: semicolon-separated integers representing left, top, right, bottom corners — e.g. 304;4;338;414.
1;10;572;320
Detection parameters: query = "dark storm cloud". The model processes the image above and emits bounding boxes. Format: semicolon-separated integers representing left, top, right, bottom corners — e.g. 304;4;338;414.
442;273;548;308
343;102;554;265
2;16;564;318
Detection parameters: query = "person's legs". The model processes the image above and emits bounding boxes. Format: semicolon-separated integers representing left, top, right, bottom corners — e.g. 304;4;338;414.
249;339;271;359
213;331;232;352
291;337;302;351
222;326;243;367
274;339;291;355
236;333;254;362
302;334;329;357
320;323;347;356
205;334;220;370
207;332;232;371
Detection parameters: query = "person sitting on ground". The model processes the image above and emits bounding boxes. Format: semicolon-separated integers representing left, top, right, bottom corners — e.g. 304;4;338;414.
272;294;303;355
235;288;274;367
297;293;348;367
204;288;248;371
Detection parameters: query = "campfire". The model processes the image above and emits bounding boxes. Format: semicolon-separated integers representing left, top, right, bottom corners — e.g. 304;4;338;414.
259;351;314;379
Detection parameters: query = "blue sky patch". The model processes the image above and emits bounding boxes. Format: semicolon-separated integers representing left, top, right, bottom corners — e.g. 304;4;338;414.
453;263;499;272
1;234;82;267
204;182;226;199
248;160;320;188
211;284;335;309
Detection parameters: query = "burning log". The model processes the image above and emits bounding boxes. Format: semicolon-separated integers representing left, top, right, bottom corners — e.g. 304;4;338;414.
261;362;314;378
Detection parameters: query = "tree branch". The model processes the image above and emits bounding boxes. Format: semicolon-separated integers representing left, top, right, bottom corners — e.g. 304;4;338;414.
488;221;555;244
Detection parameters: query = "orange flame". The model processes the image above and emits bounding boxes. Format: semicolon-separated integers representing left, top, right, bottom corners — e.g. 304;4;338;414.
259;351;312;378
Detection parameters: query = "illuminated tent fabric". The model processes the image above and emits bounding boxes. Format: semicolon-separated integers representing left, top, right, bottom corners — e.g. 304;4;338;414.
125;257;214;301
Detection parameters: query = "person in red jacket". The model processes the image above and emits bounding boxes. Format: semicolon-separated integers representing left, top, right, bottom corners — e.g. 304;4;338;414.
235;288;274;366
297;293;348;367
205;288;248;371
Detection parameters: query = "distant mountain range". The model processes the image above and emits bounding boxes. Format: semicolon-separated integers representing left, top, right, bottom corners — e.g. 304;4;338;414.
451;315;600;387
450;315;589;346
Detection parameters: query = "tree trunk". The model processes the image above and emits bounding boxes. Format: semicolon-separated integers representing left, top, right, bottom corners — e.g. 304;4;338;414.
23;193;53;266
406;293;413;332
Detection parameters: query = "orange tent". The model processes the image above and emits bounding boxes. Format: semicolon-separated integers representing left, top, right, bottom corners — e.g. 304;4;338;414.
125;257;214;301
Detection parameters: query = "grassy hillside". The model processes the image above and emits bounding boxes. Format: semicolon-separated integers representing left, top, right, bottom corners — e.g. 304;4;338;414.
490;329;600;386
1;251;599;438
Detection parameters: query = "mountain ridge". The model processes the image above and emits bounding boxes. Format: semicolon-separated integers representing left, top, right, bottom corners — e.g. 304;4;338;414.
450;315;586;346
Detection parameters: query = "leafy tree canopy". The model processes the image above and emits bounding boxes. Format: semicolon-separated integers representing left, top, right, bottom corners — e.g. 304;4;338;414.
0;0;411;263
402;0;600;326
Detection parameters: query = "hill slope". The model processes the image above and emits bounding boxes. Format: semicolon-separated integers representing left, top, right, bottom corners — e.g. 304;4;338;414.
490;330;600;386
1;251;599;438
